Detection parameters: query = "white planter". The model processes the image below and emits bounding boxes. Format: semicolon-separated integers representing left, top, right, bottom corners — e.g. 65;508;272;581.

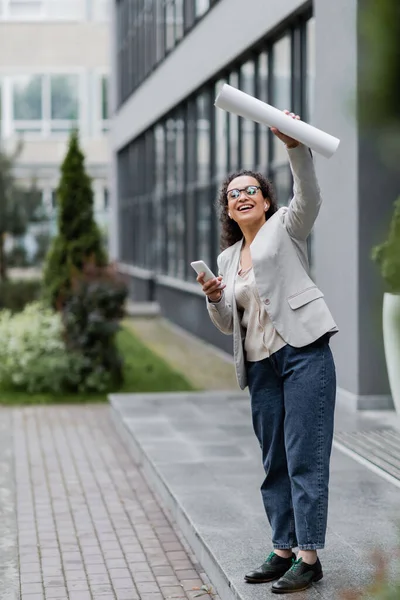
383;292;400;413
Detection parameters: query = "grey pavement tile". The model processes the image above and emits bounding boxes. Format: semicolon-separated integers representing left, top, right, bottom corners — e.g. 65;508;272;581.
133;571;156;583
152;566;175;577
68;593;92;600
135;581;162;594
21;572;43;584
112;578;135;589
108;568;132;579
115;591;140;600
160;586;187;598
21;583;44;595
128;562;152;574
156;575;180;587
44;587;68;598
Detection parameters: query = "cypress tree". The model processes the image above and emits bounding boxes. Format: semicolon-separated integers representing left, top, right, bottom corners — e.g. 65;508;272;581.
44;130;107;306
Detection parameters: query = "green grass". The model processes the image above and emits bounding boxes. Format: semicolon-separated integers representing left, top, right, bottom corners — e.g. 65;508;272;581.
0;326;195;406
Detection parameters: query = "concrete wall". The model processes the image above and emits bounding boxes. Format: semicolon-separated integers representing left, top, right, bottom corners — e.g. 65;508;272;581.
0;22;109;68
313;0;395;409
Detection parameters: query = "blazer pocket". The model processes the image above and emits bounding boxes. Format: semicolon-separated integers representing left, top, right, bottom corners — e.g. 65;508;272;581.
287;286;324;310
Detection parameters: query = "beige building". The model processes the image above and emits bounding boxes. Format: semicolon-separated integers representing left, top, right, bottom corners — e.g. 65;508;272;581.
0;0;110;233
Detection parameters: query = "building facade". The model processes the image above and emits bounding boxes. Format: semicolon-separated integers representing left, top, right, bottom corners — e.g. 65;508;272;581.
0;0;110;245
110;0;399;411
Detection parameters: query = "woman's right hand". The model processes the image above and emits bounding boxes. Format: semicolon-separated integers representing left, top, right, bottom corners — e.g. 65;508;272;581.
196;273;226;302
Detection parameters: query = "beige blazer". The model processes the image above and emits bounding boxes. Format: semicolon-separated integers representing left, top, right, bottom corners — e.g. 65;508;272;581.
207;145;338;390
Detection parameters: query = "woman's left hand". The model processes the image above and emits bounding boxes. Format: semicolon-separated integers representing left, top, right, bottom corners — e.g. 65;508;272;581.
270;110;301;148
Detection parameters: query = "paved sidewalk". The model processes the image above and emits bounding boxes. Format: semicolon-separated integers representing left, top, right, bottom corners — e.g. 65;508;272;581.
11;405;220;600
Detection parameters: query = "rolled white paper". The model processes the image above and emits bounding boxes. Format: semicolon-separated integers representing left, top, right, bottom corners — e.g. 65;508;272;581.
215;84;340;159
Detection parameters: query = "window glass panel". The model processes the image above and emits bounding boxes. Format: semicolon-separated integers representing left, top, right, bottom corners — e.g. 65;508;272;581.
196;93;210;185
240;60;255;169
13;75;42;120
196;92;211;269
215;79;228;178
101;74;109;122
257;52;269;172
272;35;291;164
175;0;184;41
306;17;316;123
8;0;42;18
228;71;239;171
195;0;209;18
50;74;79;120
165;0;175;52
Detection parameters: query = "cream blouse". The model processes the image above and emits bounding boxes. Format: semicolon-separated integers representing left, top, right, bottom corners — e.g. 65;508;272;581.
235;266;287;361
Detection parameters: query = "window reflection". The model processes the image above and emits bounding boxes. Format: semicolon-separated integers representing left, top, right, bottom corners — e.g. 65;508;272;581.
272;35;291;165
117;0;218;105
257;52;269;172
215;80;228;178
306;17;316;123
240;60;256;169
228;71;239;171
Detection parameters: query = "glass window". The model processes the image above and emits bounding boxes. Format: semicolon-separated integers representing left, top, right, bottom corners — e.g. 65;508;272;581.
175;0;184;41
196;92;212;269
195;0;209;18
11;73;80;136
165;0;175;52
13;75;42;121
240;60;256;169
2;0;85;20
196;93;210;185
50;74;79;120
228;71;239;171
257;52;269;172
101;74;109;131
215;79;228;178
272;35;291;165
8;0;42;18
306;17;316;123
116;0;217;106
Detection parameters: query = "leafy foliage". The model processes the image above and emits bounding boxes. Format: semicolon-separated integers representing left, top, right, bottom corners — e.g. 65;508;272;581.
0;303;86;394
43;129;107;306
0;279;42;312
372;197;400;293
358;0;400;130
61;263;129;391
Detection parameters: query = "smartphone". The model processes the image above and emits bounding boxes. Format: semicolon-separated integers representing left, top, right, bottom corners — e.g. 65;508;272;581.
190;260;217;283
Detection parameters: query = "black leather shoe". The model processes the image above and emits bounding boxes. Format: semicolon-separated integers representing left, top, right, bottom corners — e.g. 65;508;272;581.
271;557;323;593
244;551;296;584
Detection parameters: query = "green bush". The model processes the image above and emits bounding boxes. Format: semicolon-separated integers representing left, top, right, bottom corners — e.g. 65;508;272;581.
62;263;128;391
43;129;106;307
372;197;400;294
0;303;85;394
0;279;42;312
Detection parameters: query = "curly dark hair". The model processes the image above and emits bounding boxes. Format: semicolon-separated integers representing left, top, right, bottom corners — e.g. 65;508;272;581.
217;169;278;250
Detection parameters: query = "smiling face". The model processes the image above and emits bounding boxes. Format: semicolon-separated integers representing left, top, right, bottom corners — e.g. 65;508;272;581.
226;175;269;226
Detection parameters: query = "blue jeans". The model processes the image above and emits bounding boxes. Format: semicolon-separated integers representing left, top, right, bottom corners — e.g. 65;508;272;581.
246;335;336;550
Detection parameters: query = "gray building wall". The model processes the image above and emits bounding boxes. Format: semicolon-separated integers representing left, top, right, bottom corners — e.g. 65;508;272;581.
313;0;398;409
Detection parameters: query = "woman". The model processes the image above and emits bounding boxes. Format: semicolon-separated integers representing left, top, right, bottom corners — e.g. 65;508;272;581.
196;111;338;594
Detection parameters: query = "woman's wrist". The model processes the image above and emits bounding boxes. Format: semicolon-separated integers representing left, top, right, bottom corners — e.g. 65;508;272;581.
286;141;300;149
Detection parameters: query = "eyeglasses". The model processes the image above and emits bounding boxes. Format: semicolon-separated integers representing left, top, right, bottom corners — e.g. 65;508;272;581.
226;185;261;201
